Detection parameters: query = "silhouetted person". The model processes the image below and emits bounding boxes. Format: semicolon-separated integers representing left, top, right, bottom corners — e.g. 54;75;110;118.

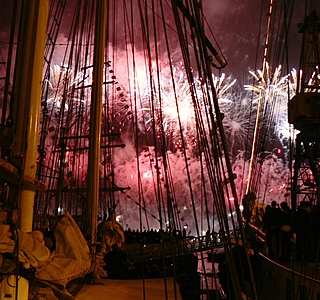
182;227;187;238
310;204;320;260
104;244;129;279
205;229;210;246
279;202;292;261
293;201;311;261
263;200;281;257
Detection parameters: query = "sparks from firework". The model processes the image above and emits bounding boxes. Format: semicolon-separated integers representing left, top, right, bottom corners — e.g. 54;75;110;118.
113;60;239;150
131;61;202;149
220;92;256;156
45;65;85;111
210;72;248;154
212;72;237;102
244;63;296;147
44;62;292;177
40;62;292;230
244;63;296;107
40;65;91;192
113;143;290;231
213;73;258;157
114;145;217;231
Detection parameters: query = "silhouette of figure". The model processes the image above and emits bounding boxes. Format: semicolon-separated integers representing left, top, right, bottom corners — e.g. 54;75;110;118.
293;201;311;261
263;200;281;257
104;244;129;279
279;202;292;261
182;226;187;238
205;229;210;246
310;204;320;260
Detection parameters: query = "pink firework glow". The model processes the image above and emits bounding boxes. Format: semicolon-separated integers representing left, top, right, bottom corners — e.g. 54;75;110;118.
0;0;302;234
37;60;294;232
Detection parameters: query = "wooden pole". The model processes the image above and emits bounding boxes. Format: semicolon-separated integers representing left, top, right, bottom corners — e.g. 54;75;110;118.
12;0;49;233
87;0;108;250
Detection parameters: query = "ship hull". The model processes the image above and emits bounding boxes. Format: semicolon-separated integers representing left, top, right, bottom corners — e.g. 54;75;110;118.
255;253;320;300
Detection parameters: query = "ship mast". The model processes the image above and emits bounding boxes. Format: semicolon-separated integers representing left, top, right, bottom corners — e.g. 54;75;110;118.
0;1;49;297
11;0;48;232
86;0;108;250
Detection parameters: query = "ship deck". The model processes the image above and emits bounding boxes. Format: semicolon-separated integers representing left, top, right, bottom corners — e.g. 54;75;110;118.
74;278;182;300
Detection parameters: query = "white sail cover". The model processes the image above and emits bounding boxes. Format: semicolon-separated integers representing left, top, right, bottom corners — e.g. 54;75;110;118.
35;212;91;286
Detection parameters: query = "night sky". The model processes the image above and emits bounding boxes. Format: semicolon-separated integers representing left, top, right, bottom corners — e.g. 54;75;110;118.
0;0;309;81
201;0;307;78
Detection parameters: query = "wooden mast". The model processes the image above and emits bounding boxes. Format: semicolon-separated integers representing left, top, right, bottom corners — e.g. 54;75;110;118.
86;0;108;249
11;0;49;232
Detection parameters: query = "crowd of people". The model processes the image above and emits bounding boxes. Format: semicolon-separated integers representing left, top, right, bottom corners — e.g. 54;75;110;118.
123;227;188;245
123;227;219;247
118;199;320;263
263;200;320;262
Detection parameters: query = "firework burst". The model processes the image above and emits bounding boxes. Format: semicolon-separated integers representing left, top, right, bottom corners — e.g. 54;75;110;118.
219;90;256;156
244;63;296;107
244;63;296;147
135;62;202;149
112;61;240;151
45;65;85;111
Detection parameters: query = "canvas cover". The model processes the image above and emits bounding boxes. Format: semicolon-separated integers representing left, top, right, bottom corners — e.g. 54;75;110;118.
35;212;91;287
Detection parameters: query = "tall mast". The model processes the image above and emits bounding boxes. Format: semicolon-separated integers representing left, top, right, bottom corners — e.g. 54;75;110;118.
86;0;108;248
11;0;49;232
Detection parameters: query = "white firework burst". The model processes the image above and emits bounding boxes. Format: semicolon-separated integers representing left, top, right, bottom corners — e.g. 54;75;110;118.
244;63;296;146
118;61;239;150
245;63;295;100
45;65;85;111
219;90;256;155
